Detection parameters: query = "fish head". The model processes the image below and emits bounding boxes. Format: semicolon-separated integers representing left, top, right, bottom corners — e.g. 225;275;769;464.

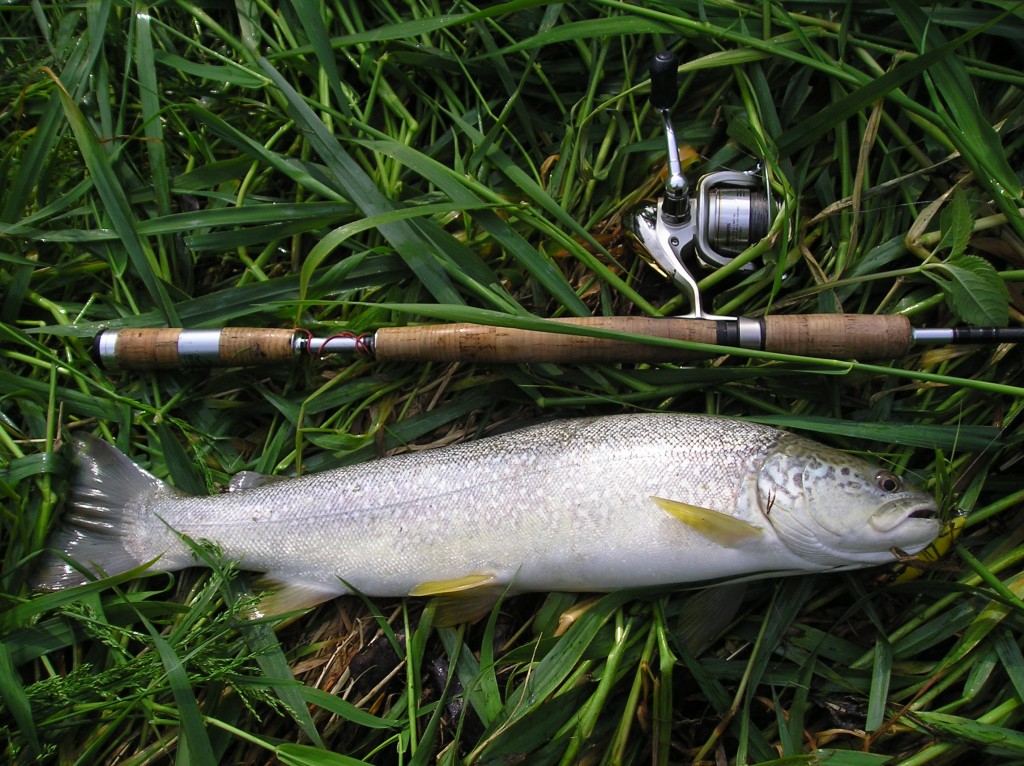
756;436;941;569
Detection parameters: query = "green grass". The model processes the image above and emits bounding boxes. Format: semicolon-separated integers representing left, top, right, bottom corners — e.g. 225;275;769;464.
2;1;1024;764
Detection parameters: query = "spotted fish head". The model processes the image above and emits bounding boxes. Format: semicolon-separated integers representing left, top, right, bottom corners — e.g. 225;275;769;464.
756;435;941;569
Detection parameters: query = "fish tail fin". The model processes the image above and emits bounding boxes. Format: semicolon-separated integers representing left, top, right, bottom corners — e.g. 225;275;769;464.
33;435;176;591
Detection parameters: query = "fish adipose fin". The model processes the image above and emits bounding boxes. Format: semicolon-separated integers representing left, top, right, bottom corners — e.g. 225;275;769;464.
33;436;174;591
252;576;345;617
651;496;762;546
410;574;503;626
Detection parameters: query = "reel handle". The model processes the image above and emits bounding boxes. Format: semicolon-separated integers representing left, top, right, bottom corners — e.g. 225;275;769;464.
649;50;679;111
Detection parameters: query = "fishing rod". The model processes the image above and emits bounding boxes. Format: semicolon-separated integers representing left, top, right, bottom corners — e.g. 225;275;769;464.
92;316;1023;370
92;51;1023;372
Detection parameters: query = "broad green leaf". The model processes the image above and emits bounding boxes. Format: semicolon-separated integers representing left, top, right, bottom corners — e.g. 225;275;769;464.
134;7;170;217
356;137;590;315
774;29;974;157
294;686;398;729
227;610;327;748
475;15;673;57
737;579;818;764
751;752;893;766
436;626;502;727
924;254;1010;327
937;188;973;260
153;422;208;495
477;591;634;739
149;632;218;764
284;0;352;118
284;12;476;53
299;202;494;307
994;628;1024;702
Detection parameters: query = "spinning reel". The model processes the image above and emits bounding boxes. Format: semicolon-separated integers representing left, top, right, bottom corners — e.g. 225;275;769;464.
627;51;777;319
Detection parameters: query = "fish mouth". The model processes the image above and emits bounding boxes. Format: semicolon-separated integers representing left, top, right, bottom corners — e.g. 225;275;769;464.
869;499;940;533
872;502;943;556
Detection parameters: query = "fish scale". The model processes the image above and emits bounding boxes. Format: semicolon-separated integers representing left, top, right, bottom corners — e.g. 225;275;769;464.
34;413;941;623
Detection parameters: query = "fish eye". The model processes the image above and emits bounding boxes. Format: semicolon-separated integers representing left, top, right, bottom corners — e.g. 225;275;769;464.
875;471;903;493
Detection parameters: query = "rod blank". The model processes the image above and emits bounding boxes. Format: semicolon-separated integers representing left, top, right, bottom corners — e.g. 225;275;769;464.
912;327;1024;344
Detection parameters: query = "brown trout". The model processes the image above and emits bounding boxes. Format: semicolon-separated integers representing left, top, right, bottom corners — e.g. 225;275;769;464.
34;414;941;622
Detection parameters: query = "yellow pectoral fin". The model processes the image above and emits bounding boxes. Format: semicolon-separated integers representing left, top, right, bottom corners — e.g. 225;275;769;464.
410;574;504;627
651;496;763;546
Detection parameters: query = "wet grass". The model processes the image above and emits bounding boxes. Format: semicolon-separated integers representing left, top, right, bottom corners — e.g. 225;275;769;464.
2;2;1024;764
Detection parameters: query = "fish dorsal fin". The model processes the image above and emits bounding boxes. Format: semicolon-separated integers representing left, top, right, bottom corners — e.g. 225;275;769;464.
229;471;286;492
410;574;502;627
251;576;345;618
651;496;763;546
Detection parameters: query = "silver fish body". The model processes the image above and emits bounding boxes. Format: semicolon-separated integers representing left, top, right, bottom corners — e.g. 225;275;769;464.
34;414;941;616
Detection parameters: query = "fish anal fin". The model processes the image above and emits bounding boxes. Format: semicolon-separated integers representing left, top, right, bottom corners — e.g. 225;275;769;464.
410;574;503;626
431;587;505;627
651;496;762;546
252;576;344;618
676;583;748;656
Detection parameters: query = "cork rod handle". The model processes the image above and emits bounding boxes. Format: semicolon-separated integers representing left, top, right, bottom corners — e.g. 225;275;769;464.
375;317;716;363
97;328;297;370
375;314;914;362
763;314;913;359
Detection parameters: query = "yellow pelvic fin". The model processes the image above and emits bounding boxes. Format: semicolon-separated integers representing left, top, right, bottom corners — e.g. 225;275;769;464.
408;573;498;597
410;574;503;627
651;496;763;546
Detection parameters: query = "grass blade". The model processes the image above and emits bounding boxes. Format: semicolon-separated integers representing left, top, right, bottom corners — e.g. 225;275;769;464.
256;56;465;305
43;68;179;324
